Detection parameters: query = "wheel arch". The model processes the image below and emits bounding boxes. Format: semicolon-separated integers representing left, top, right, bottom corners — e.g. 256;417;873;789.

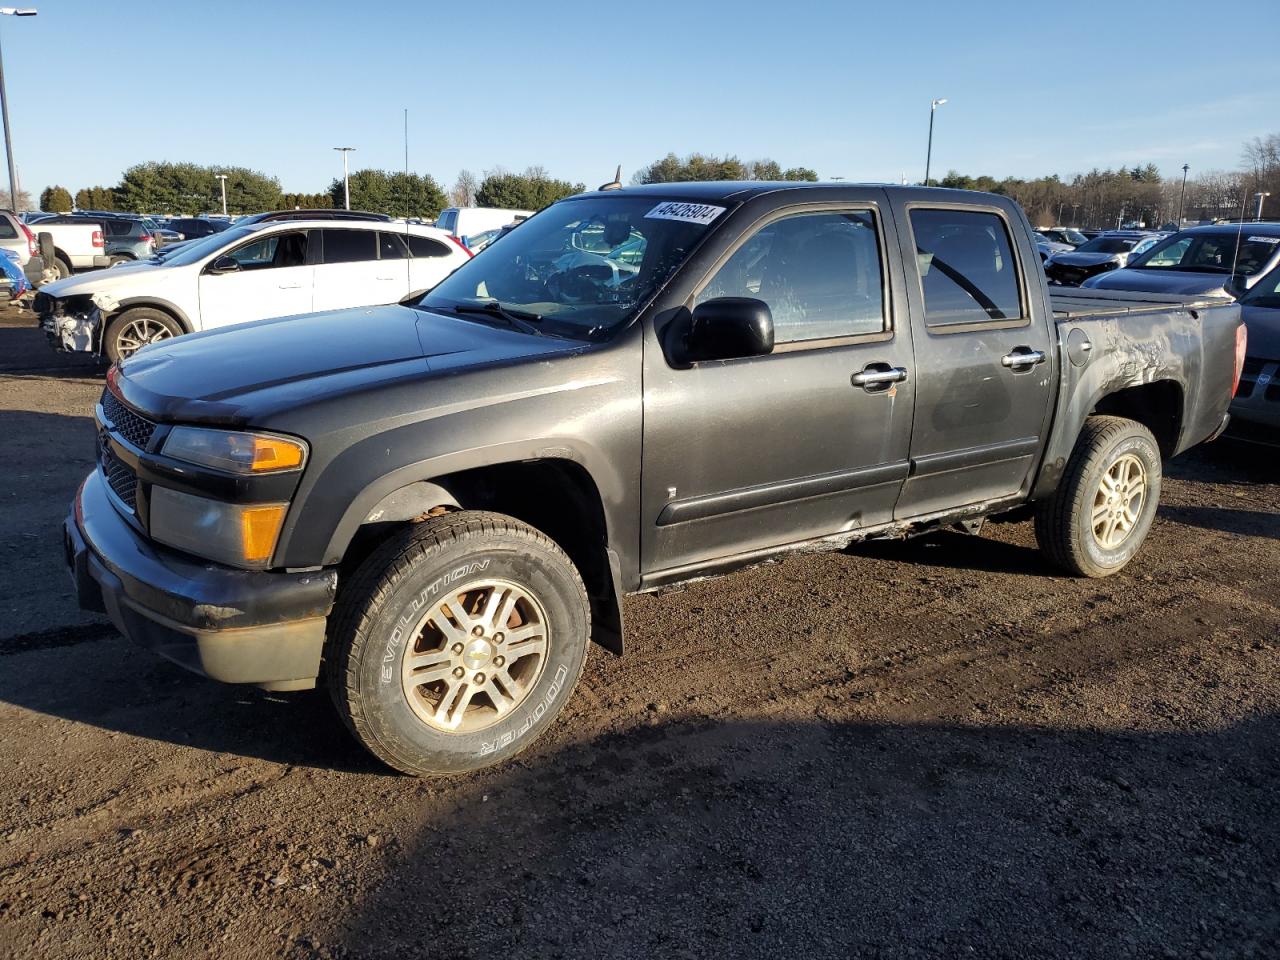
111;297;195;334
337;458;625;655
1090;379;1184;458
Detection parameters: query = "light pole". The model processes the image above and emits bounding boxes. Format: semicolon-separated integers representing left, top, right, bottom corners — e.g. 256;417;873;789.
1071;202;1080;227
924;97;946;186
1177;163;1189;226
0;7;36;210
333;146;355;210
215;174;228;217
1254;191;1271;222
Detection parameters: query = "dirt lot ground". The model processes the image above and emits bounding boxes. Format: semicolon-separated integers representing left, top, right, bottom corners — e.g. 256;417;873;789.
0;309;1277;959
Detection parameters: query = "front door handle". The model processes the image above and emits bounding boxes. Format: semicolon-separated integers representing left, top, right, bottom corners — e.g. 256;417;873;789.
852;363;908;392
277;282;303;290
1001;348;1047;369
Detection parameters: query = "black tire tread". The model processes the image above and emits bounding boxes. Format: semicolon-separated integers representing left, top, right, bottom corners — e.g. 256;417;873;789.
1034;415;1157;577
325;510;589;776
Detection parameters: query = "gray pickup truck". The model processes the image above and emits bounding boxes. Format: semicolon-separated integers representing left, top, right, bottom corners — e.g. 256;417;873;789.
64;184;1245;776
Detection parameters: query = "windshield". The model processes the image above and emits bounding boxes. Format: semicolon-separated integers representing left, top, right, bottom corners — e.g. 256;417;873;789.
420;196;724;340
1240;264;1280;307
1129;231;1280;275
1078;236;1136;254
159;225;260;266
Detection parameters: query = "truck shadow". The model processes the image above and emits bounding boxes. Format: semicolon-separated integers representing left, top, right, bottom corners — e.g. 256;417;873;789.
1158;504;1280;541
847;529;1056;576
325;713;1279;959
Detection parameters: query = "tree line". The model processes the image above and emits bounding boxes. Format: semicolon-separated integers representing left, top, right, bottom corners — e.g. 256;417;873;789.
29;133;1280;226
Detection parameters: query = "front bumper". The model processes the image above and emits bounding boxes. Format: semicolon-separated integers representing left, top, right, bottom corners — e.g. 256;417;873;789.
65;470;337;690
40;306;101;353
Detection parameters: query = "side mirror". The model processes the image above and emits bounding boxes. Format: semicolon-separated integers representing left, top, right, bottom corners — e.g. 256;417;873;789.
686;297;774;362
1225;273;1249;299
207;255;240;275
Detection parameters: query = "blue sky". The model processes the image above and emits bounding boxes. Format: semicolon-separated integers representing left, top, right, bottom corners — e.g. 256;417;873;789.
7;0;1277;196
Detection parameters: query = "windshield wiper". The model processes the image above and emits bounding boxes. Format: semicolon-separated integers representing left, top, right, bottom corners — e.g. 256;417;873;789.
448;301;543;335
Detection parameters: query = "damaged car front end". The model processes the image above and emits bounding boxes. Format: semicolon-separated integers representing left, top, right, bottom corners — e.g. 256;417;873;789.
37;290;120;353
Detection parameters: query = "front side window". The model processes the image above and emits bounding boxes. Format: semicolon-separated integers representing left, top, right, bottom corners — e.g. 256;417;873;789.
1131;232;1280;276
436;210;458;233
911;208;1024;325
322;229;377;264
421;196;721;341
223;231;307;270
695;210;886;342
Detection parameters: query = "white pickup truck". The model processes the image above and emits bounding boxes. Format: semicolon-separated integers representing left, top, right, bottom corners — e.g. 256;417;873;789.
32;221;111;280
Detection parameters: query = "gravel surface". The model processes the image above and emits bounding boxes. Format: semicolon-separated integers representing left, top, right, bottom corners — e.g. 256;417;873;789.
1;310;1277;959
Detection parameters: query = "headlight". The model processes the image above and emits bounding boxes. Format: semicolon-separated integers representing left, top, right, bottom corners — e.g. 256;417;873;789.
162;427;306;474
150;487;288;568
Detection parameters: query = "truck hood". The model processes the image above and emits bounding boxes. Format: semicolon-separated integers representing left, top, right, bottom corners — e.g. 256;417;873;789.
1242;302;1280;360
1082;268;1233;297
113;304;581;424
1047;252;1124;268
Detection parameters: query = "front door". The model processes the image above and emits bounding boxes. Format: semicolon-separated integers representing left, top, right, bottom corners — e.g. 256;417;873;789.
641;199;917;578
197;230;313;330
890;201;1056;518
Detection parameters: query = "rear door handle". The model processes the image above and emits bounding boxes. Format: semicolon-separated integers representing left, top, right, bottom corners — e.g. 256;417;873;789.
376;275;396;281
852;364;908;392
277;283;302;289
1001;348;1046;369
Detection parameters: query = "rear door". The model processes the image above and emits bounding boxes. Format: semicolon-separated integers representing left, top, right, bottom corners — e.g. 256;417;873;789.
196;229;313;330
641;196;917;575
890;200;1056;517
312;228;392;312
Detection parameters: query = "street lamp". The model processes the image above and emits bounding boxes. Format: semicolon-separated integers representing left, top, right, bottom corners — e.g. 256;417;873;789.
924;98;946;186
1255;191;1271;222
1177;163;1189;226
215;174;228;217
0;7;36;211
333;146;356;210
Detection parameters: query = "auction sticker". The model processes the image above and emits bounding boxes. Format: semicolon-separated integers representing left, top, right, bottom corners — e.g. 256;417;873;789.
645;201;725;225
1247;236;1280;244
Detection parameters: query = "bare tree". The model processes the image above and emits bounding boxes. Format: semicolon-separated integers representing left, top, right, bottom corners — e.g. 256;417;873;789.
449;169;478;208
0;188;33;210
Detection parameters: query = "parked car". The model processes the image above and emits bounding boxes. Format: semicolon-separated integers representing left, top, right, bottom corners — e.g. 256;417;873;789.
462;226;508;252
1082;224;1280;298
435;206;532;241
1044;232;1163;286
37;219;471;361
31;219;110;278
166;217;234;241
0;208;41;283
1228;263;1280;443
36;214;160;264
1037;227;1088;247
0;247;30;301
62;183;1244;776
1034;232;1073;260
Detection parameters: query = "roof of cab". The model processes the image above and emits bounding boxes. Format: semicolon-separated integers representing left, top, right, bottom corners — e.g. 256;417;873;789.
569;181;1010;206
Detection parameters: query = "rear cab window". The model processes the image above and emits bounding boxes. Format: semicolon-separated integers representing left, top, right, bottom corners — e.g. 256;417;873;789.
909;207;1026;327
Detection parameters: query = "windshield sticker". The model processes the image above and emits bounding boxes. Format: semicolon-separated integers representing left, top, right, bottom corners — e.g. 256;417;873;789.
645;202;725;225
1247;236;1280;244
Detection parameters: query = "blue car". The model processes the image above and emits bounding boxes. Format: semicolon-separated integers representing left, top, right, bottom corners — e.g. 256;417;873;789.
0;246;29;300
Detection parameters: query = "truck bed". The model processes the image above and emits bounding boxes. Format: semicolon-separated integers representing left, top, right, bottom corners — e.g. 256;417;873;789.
1050;287;1227;319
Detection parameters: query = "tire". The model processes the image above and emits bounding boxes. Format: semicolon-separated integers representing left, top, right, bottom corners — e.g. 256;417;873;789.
52;256;72;280
108;255;132;267
326;511;590;776
1035;415;1162;578
103;307;183;364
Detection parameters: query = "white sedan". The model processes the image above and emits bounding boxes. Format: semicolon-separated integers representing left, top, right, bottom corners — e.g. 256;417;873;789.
37;219;471;362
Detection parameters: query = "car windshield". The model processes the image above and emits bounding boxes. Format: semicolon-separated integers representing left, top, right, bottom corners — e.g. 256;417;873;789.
158;225;260;266
1240;265;1280;308
419;196;725;340
1129;231;1280;275
1078;237;1136;254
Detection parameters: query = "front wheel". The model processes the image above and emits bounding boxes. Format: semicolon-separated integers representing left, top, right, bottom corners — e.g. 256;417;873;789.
103;307;183;363
326;511;590;776
1035;415;1162;577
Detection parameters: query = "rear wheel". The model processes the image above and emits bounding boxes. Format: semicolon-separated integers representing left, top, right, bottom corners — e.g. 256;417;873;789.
1035;415;1162;577
326;511;590;776
103;307;183;363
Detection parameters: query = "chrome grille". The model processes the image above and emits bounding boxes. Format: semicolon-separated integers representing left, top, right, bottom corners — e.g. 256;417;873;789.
101;390;156;451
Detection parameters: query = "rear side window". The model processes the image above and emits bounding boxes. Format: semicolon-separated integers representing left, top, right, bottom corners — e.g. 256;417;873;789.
104;220;133;237
322;229;376;264
0;216;17;239
695;209;886;343
407;234;451;258
377;232;408;259
911;208;1024;326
